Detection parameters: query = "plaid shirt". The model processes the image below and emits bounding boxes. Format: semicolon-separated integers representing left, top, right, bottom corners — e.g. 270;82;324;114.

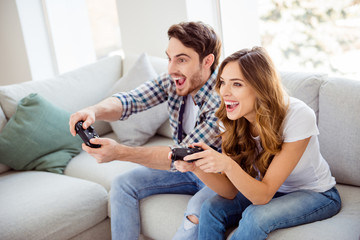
113;71;222;152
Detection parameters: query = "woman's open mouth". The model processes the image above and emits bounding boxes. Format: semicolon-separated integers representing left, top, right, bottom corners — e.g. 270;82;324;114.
224;101;239;112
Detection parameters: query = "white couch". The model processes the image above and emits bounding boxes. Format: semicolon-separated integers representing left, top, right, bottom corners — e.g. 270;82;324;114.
0;54;359;240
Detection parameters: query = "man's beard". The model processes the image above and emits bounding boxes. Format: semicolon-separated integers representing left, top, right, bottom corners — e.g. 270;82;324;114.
176;68;204;96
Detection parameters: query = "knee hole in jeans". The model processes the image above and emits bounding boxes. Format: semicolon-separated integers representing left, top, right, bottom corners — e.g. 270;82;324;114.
183;215;199;230
187;215;199;224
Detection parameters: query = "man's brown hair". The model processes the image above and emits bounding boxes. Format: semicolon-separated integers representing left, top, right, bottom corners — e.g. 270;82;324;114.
168;21;221;73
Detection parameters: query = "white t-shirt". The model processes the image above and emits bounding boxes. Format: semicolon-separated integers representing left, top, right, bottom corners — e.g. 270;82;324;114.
183;94;199;135
255;97;335;193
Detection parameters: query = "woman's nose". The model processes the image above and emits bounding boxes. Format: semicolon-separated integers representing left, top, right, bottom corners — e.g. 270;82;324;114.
220;84;230;97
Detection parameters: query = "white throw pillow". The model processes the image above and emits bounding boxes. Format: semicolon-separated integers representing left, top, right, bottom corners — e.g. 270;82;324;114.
109;53;168;146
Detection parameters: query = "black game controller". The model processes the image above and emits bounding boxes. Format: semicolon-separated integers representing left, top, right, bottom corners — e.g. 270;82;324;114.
75;121;101;148
171;147;204;162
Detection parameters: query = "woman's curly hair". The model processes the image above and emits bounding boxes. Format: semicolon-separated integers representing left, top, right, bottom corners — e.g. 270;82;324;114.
215;47;288;179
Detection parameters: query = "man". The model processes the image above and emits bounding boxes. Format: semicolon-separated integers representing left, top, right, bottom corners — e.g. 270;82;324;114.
69;21;222;239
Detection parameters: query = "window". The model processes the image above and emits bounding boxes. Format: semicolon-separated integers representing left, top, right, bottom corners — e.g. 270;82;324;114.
86;0;122;59
258;0;360;80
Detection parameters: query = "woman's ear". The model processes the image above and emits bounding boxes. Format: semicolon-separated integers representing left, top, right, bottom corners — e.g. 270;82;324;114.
203;54;215;69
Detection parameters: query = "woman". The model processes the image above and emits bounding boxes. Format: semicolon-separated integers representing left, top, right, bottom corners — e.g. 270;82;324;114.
174;47;341;239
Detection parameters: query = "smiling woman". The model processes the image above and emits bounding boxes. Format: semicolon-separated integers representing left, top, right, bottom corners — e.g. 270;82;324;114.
218;61;257;122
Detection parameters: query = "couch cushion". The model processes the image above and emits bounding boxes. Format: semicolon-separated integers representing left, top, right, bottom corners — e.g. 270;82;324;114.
0;171;108;240
65;132;173;191
0;56;122;136
318;77;360;186
138;184;360;240
280;72;326;122
140;194;192;240
109;53;168;146
0;94;82;174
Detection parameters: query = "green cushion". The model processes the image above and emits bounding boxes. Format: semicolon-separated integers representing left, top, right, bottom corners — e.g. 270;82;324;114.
0;93;82;174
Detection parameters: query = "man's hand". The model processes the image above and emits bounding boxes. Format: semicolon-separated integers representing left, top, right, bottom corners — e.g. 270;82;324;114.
69;108;96;136
69;97;124;137
82;137;121;163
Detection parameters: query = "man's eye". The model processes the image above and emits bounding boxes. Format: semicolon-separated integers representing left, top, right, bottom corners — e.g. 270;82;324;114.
178;58;186;63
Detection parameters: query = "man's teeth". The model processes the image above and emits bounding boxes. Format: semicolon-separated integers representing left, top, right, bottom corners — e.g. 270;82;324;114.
174;77;186;85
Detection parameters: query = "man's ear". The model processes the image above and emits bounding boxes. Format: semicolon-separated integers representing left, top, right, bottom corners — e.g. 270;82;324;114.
202;54;215;69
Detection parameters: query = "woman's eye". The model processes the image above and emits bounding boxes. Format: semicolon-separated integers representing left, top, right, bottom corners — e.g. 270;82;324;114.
234;82;242;87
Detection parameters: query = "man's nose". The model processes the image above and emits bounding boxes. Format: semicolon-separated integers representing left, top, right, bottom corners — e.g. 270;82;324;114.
168;61;176;74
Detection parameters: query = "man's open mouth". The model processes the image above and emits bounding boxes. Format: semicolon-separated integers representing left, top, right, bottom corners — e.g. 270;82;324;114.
173;76;186;87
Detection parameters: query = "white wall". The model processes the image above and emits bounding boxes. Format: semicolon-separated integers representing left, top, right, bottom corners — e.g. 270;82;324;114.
116;0;223;59
116;0;188;58
220;0;260;57
0;0;31;85
0;0;221;85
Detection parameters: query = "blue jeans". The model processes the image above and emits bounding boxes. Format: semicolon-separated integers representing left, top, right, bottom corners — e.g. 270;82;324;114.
110;166;207;240
198;187;341;240
172;186;217;240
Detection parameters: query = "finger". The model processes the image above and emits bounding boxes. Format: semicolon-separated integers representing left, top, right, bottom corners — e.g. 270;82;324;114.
90;137;103;145
83;119;91;129
168;151;172;160
82;143;91;152
193;142;211;150
184;153;202;161
69;115;79;136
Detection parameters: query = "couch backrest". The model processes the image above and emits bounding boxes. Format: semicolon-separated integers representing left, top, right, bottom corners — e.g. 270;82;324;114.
318;77;360;187
0;55;123;174
280;71;326;122
0;55;122;135
281;72;360;187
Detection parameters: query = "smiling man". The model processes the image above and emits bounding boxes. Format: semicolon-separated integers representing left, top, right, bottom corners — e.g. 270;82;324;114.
69;21;222;239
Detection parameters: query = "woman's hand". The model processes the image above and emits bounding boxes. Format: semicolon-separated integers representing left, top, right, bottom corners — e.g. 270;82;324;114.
183;142;233;173
168;150;197;172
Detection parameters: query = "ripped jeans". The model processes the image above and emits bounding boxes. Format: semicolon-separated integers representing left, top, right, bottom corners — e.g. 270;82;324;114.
172;186;217;240
110;166;212;240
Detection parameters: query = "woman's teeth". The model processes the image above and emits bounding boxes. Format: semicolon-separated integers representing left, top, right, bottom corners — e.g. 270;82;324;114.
225;101;239;110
